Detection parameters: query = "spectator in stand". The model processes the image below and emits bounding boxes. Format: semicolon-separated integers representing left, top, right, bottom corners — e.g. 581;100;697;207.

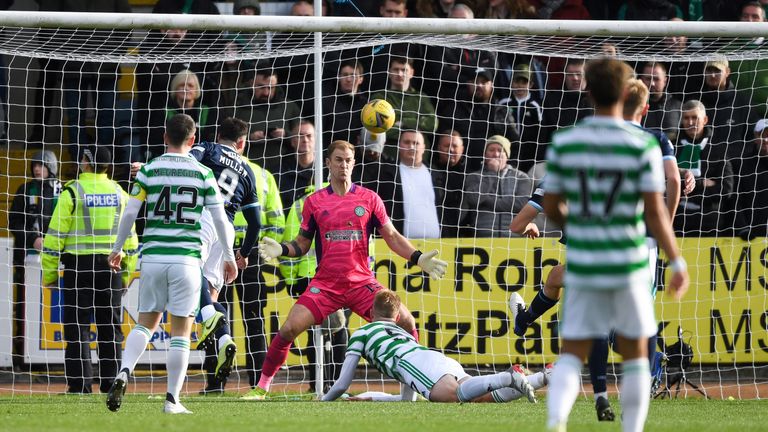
462;135;534;238
697;58;758;168
437;66;519;172
422;4;499;100
616;0;682;20
8;151;61;367
371;56;438;157
529;0;591;20
352;129;397;195
388;130;441;238
431;130;468;237
218;0;265;110
135;28;220;161
481;0;537;18
276;120;327;214
496;64;544;173
541;58;592;147
673;100;734;236
321;60;367;146
732;2;768;118
639;62;682;141
230;65;301;167
273;1;330;119
413;0;455;17
152;70;217;147
662;17;705;99
735;119;768;239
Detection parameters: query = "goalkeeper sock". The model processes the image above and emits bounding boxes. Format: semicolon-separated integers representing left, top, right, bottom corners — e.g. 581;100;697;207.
589;337;609;396
620;358;651;432
119;324;152;375
456;373;511;402
167;337;190;405
258;333;293;391
547;353;582;430
525;290;559;324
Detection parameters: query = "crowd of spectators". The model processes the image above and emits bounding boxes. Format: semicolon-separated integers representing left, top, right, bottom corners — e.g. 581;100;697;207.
19;0;768;241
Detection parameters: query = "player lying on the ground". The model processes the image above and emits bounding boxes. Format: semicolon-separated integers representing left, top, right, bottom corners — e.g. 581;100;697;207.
322;290;543;403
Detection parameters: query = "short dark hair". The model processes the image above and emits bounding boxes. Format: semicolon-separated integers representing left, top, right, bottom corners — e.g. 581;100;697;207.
219;117;248;142
80;145;112;174
642;61;668;75
389;56;413;69
340;59;364;75
165;114;196;147
585;58;633;108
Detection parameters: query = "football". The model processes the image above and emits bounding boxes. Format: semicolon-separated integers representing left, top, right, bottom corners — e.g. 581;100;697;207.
360;99;396;134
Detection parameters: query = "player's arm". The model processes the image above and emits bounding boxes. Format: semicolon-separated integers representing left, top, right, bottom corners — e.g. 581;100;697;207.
378;222;447;279
108;197;143;272
663;158;681;221
321;353;362;401
109;176;147;272
542;193;566;227
259;231;311;261
238;179;262;260
644;191;689;300
510;203;541;238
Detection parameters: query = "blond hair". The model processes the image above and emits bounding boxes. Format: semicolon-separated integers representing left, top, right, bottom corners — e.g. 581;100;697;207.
327;140;355;158
623;78;650;118
372;290;401;319
170;69;201;100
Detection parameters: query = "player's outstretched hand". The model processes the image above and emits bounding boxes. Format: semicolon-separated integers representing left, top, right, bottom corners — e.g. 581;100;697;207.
236;250;248;270
522;222;540;239
259;237;283;262
667;268;689;301
417;250;447;280
107;251;122;272
223;260;238;284
130;162;143;179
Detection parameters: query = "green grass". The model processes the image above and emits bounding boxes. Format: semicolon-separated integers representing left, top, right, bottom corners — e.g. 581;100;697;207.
0;395;766;432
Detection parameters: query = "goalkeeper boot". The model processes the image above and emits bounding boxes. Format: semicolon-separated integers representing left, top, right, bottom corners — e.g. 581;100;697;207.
595;396;616;421
241;386;268;401
215;339;237;381
106;370;128;412
508;365;537;403
508;292;529;337
196;311;225;350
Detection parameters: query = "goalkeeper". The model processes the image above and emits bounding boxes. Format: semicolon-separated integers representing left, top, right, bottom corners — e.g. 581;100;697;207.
244;140;447;400
322;290;543;403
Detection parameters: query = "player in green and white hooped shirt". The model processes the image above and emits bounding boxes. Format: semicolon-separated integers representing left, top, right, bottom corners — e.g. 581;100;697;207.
322;290;541;403
105;114;238;414
542;59;689;432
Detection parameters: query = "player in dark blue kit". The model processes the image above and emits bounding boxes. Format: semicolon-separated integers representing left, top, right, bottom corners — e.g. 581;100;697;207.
190;117;262;391
509;79;690;421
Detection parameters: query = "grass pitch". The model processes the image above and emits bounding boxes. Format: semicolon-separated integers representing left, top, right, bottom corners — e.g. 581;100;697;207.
1;395;765;432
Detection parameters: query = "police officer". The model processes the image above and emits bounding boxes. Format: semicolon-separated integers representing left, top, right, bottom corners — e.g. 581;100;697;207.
41;146;138;394
201;140;285;393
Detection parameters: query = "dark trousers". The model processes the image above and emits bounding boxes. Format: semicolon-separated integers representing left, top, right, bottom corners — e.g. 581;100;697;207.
205;256;268;389
61;254;123;393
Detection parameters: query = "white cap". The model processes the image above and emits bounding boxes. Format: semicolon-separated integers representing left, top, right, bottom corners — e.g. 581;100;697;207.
756;119;768;133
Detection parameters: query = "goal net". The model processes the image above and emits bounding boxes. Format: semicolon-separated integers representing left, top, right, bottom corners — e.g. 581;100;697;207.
1;12;767;400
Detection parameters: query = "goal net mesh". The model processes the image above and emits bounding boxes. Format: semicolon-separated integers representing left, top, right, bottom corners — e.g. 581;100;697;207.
1;18;767;400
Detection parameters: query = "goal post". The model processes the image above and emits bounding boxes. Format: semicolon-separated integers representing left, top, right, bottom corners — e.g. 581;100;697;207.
1;12;768;400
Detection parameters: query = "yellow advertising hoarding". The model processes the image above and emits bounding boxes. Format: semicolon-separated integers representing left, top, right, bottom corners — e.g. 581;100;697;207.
28;237;768;365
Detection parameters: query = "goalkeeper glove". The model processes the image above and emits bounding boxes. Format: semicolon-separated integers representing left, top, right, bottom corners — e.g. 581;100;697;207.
258;237;284;262
413;250;447;280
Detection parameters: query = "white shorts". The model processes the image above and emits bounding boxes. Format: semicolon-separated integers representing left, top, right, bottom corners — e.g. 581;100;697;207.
201;213;234;292
138;262;204;317
396;349;469;400
560;282;657;340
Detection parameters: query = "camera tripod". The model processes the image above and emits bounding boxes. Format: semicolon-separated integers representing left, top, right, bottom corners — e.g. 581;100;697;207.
654;365;708;399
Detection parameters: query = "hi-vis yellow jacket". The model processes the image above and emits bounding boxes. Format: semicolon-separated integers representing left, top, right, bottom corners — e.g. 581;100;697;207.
233;158;284;248
42;172;138;287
